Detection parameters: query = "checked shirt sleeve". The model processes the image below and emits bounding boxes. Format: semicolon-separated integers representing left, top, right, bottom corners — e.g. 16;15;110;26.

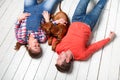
37;28;47;43
15;20;27;44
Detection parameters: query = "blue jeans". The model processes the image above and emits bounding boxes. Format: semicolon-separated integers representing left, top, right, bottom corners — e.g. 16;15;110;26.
24;0;61;32
24;0;38;9
72;0;107;31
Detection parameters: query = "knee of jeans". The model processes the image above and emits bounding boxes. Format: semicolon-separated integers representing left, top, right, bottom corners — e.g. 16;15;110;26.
24;0;37;8
97;0;107;9
43;0;58;10
84;18;92;26
97;4;105;9
72;17;76;22
72;16;82;22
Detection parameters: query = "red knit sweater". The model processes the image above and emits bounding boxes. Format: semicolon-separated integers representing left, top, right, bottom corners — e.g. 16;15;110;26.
55;22;110;60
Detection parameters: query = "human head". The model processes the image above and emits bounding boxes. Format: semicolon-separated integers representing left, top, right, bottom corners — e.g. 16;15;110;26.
15;41;41;58
55;50;73;72
27;34;41;58
26;45;41;58
55;59;71;72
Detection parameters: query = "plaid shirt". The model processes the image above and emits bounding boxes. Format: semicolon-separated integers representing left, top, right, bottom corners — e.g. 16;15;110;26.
15;19;47;44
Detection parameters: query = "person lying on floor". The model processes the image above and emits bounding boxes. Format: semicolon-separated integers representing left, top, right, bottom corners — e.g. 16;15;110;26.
15;0;61;58
52;0;116;72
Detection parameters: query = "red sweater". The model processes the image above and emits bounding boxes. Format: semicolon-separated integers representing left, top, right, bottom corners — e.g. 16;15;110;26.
55;22;110;60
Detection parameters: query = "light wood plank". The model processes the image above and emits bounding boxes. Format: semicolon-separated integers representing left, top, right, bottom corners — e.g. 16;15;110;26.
44;54;58;80
12;40;48;80
66;61;80;80
0;46;26;80
34;46;55;80
0;39;16;80
0;27;15;62
0;0;13;18
87;10;109;80
0;0;120;80
12;51;32;80
0;0;5;8
106;0;120;79
0;0;23;45
23;43;48;80
98;0;120;80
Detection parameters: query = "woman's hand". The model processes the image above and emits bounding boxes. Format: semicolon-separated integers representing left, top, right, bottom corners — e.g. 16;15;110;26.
42;11;50;22
18;13;31;22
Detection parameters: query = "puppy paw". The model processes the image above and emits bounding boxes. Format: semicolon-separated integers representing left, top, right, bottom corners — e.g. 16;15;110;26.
52;46;56;51
48;37;53;45
48;41;52;45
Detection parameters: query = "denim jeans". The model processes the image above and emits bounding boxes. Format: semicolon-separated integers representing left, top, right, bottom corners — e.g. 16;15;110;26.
72;0;107;31
24;0;60;32
24;0;38;9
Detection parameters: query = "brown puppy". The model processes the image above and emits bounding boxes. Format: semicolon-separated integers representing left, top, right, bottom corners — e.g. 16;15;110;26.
42;3;69;51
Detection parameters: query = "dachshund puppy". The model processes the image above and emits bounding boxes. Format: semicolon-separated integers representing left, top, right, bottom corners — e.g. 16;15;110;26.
42;3;69;51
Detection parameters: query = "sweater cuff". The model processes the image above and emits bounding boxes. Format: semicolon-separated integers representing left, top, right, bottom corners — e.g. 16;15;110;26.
107;37;111;41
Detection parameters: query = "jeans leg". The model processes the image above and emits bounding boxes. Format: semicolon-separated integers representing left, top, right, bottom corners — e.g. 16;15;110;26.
72;0;90;22
26;0;60;32
83;0;107;31
24;0;38;9
37;0;60;13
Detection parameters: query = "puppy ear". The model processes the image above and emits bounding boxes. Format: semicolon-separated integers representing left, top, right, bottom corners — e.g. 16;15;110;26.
51;14;54;19
41;22;46;29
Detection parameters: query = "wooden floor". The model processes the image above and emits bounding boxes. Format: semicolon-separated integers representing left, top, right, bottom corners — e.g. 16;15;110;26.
0;0;120;80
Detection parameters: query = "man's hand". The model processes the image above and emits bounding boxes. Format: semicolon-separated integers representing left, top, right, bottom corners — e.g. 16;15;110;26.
56;18;67;24
53;18;67;25
18;13;31;22
42;11;50;22
108;31;116;41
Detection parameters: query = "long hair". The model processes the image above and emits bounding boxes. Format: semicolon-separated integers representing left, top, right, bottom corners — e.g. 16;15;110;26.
15;42;41;58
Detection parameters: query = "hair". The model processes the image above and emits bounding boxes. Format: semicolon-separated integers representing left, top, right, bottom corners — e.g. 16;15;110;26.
55;60;71;72
15;42;41;58
14;42;23;51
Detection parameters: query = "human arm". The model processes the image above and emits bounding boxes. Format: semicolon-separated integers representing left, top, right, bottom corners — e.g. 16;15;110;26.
42;11;50;23
17;12;30;22
15;13;30;44
15;13;30;28
79;32;116;60
42;11;67;24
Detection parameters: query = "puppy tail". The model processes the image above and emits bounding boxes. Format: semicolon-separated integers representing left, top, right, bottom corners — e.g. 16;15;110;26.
59;2;62;12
